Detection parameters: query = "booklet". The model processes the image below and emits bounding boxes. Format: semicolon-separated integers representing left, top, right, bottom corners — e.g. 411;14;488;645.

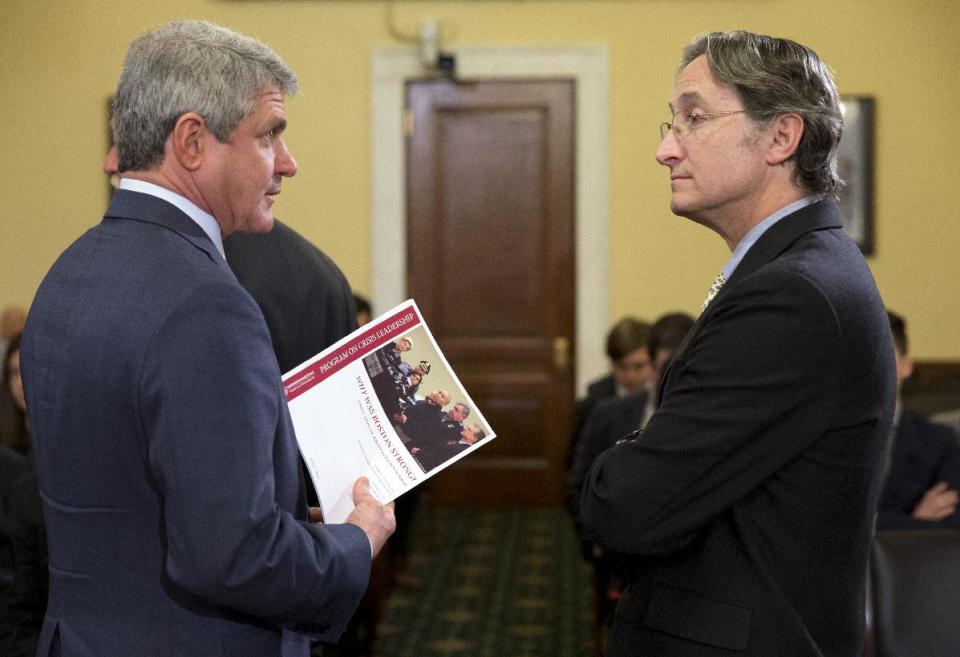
282;300;496;523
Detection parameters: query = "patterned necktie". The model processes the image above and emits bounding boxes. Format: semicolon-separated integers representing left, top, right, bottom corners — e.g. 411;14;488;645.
701;273;726;312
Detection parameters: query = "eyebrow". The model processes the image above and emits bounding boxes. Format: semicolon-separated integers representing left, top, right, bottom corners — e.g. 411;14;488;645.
669;90;706;113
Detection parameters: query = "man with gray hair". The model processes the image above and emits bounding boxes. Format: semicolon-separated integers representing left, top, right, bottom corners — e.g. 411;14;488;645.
580;31;895;656
21;20;394;657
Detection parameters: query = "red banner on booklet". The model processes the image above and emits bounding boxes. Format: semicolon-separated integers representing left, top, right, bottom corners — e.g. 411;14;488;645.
282;306;422;402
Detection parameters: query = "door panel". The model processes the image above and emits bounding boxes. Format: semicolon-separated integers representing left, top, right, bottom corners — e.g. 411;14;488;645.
406;79;576;505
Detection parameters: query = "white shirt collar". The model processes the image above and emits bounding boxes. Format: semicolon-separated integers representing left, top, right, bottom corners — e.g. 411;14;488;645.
118;178;225;260
722;196;818;281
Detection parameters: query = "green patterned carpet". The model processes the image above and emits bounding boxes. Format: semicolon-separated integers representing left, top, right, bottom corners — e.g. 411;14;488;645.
373;505;595;657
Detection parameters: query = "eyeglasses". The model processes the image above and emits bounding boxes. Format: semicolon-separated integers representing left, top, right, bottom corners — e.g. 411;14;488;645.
659;110;748;142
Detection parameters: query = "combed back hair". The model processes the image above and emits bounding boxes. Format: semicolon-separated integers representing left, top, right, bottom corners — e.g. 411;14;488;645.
680;30;844;198
606;317;651;362
112;20;298;172
454;403;471;419
887;310;907;355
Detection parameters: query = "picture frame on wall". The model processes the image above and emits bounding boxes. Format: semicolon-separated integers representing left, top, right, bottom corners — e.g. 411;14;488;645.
836;95;875;255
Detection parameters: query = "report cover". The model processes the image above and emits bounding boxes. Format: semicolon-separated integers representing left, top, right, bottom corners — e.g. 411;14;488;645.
283;300;495;523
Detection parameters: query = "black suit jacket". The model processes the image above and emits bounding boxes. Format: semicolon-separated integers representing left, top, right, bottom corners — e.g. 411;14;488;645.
0;445;27;584
581;200;896;656
226;220;357;508
0;467;45;657
569;374;619;469
877;410;960;529
587;374;618;401
413;440;469;473
567;391;648;522
401;400;445;448
225;220;357;375
0;445;26;513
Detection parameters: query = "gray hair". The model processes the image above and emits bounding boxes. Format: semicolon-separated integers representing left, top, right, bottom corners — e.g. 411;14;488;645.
680;31;844;198
112;20;298;172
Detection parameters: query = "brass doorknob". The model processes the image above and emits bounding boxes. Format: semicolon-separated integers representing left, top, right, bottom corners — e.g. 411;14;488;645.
553;336;570;372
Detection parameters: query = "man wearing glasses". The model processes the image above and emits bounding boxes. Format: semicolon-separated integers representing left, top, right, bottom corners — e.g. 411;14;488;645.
580;31;895;656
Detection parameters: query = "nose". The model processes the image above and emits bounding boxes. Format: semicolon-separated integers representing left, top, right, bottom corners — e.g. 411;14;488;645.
655;129;683;167
276;138;298;178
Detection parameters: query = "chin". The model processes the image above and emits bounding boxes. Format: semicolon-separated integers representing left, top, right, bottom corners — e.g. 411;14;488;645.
249;196;278;233
247;212;276;234
669;200;691;218
670;195;706;222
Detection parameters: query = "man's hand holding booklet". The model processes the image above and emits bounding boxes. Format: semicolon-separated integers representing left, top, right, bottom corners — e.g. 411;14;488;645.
283;300;496;523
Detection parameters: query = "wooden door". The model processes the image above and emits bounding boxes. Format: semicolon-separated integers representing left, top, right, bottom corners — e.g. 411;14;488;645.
406;78;575;505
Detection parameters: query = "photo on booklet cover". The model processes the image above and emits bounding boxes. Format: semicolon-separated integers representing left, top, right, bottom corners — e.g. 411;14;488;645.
361;326;492;474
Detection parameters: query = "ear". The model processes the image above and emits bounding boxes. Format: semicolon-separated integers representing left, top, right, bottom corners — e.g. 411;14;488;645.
765;112;804;166
900;353;915;380
169;112;208;172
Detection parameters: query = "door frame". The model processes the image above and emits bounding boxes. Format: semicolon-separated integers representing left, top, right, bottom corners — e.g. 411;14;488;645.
371;44;610;396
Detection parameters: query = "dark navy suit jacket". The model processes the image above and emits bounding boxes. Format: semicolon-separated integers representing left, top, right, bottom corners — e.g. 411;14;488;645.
582;200;896;656
21;190;372;657
877;410;960;529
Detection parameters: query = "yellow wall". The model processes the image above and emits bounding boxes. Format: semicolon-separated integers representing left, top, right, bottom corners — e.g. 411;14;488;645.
2;1;958;359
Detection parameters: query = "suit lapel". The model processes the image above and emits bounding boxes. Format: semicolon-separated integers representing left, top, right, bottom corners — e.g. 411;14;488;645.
657;200;843;401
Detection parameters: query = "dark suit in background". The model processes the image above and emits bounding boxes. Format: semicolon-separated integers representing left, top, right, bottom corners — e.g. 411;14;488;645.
0;445;25;510
569;316;652;489
877;410;960;529
22;191;372;656
567;391;648;521
226;219;357;509
225;219;356;375
586;375;617;400
0;467;45;657
576;377;616;430
582;201;896;655
0;444;26;585
567;390;648;631
569;376;616;465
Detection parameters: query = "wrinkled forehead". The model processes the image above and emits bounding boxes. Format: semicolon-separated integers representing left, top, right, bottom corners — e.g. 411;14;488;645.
669;55;739;112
